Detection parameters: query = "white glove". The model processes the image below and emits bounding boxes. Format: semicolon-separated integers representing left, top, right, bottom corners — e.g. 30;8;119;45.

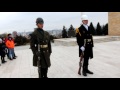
80;46;85;52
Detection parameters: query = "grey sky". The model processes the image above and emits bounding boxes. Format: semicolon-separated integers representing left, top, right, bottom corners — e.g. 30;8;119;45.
0;12;108;34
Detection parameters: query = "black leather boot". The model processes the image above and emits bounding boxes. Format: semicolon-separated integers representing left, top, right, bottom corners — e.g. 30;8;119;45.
44;68;48;78
1;57;7;64
82;66;87;76
2;60;7;64
86;66;93;74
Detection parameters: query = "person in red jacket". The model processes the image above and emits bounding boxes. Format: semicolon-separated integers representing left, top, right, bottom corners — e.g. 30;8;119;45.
6;37;15;60
6;34;17;59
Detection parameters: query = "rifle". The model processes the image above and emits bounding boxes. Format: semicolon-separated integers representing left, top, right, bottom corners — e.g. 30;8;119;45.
78;39;86;75
78;53;84;75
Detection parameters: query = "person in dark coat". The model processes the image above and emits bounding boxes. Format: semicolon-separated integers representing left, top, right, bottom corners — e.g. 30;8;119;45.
30;18;52;78
0;38;7;64
76;15;94;76
2;37;7;56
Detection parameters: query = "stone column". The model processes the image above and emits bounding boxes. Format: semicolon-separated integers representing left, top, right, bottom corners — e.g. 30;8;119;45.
109;12;120;36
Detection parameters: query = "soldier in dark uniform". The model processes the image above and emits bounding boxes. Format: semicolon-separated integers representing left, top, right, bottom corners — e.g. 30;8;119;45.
30;18;52;78
76;15;94;76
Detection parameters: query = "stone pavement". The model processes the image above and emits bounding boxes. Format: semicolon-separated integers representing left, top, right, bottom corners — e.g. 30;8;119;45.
0;40;120;78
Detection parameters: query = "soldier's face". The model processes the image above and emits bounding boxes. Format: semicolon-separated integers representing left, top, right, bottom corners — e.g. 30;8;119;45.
37;23;44;29
82;20;88;25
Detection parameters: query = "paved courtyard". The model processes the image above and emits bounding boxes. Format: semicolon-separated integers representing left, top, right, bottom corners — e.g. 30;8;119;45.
0;40;120;78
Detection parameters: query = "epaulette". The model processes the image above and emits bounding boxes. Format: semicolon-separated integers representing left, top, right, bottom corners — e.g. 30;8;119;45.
76;28;81;36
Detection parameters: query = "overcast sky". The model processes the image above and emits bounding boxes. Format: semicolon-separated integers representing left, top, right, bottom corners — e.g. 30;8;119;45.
0;12;108;34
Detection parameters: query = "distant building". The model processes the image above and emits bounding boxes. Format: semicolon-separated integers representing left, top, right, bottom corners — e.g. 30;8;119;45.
47;30;62;36
12;31;17;38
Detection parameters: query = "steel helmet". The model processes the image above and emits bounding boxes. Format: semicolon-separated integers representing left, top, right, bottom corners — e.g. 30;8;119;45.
36;18;44;24
81;15;88;21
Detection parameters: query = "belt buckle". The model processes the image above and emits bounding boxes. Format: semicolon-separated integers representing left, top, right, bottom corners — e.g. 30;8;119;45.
40;45;47;48
86;39;90;42
43;45;46;48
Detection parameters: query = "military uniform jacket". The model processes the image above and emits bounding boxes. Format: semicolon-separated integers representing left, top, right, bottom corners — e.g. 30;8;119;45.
76;25;94;59
30;28;52;68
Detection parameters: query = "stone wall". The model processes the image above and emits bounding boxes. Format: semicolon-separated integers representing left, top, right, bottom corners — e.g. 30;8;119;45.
109;12;120;36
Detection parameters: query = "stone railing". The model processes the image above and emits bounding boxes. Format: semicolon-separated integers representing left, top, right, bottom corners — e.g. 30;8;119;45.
54;36;120;46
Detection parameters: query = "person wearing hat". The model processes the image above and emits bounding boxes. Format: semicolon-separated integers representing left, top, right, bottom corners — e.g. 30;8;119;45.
0;38;7;64
30;18;52;78
76;15;94;76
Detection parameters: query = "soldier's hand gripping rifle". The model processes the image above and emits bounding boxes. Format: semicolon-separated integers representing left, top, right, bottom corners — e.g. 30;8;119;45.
37;39;41;78
78;39;86;75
